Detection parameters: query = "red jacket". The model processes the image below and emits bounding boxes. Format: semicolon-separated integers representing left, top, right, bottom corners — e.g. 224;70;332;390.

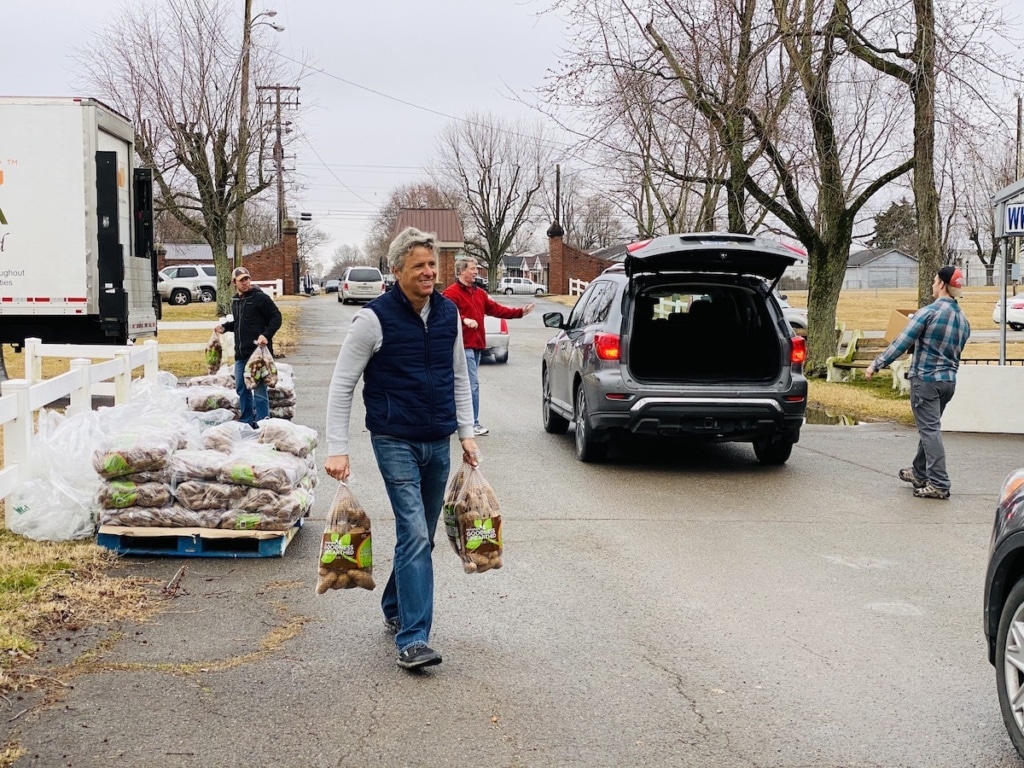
442;280;525;350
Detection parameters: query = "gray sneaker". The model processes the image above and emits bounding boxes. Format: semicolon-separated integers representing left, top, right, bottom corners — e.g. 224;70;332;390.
913;483;950;500
397;644;442;670
898;467;927;489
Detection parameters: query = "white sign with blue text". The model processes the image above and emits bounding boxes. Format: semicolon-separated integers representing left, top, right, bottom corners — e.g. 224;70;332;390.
1005;203;1024;236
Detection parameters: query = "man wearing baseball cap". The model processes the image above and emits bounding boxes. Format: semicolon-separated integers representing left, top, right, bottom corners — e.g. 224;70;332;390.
866;265;971;499
214;267;282;427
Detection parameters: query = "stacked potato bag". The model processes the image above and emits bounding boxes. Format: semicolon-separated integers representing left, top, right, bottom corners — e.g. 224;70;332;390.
95;419;318;531
179;362;297;421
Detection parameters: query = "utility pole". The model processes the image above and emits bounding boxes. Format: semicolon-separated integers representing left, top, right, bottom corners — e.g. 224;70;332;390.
256;83;300;241
236;6;282;268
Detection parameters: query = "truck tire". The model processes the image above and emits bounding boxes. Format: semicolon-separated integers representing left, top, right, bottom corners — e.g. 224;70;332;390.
170;289;191;306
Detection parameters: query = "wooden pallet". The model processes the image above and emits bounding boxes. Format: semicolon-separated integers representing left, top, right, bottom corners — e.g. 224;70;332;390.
97;520;301;559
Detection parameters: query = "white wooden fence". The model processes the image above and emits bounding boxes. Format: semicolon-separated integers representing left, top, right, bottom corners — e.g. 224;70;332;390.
569;278;589;297
254;279;283;297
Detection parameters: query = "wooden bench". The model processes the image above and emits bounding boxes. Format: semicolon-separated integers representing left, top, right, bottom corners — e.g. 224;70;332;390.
826;332;909;388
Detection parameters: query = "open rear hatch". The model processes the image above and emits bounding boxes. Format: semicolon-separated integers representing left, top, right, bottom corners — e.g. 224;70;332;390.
624;233;803;287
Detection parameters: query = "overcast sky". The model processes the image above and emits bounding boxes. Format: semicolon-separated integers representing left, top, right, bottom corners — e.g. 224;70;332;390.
4;0;570;266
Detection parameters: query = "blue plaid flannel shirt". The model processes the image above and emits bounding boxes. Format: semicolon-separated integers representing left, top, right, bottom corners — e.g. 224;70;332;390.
873;297;970;382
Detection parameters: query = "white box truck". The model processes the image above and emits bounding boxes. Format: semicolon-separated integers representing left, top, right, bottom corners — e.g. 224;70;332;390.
0;96;158;349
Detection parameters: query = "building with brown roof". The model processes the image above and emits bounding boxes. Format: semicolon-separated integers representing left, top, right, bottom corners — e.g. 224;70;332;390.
391;208;466;288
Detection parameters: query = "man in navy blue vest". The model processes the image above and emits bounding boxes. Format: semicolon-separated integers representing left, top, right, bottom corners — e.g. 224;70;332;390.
325;227;479;670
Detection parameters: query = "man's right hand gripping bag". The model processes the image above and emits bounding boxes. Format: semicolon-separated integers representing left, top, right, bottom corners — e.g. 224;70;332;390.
442;461;503;574
316;482;375;593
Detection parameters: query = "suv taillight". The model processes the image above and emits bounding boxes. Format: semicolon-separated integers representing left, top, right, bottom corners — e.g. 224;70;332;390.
594;333;620;361
790;335;806;365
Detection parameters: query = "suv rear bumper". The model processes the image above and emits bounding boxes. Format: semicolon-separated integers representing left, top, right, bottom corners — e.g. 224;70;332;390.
591;396;804;441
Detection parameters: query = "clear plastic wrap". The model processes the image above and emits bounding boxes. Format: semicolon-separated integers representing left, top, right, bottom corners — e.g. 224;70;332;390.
92;429;181;479
257;419;318;457
218;446;308;493
99;503;219;528
202;421;259;453
169;449;229;481
95;480;172;509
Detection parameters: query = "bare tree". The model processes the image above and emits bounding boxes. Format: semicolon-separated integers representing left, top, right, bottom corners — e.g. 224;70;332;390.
432;112;552;265
75;0;295;314
536;168;627;249
962;140;1016;286
544;0;915;372
329;244;370;275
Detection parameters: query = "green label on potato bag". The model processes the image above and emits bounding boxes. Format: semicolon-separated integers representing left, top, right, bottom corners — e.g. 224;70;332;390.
320;530;372;571
108;481;139;509
229;466;256;486
462;516;502;554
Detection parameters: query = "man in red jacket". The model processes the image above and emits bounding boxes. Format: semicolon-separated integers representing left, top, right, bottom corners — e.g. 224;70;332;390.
443;257;534;435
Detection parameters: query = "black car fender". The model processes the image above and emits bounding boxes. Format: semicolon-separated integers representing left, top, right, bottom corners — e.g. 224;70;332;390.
985;529;1024;664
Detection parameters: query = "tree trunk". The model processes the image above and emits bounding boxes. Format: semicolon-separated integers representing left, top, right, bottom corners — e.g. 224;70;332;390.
912;0;940;306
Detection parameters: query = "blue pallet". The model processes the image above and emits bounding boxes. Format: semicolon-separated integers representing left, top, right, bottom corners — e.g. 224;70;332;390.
97;521;300;559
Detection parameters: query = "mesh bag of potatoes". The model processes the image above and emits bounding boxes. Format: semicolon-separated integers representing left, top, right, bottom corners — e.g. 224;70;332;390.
441;460;471;556
316;482;375;594
445;462;503;574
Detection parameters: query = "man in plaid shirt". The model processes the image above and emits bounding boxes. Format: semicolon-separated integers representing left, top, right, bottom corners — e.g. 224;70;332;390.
866;266;971;499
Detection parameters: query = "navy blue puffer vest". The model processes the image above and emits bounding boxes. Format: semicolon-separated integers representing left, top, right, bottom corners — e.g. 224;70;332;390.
363;289;459;441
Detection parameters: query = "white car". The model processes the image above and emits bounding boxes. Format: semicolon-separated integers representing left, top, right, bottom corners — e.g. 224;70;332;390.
158;264;218;305
498;276;547;296
340;266;385;304
483;315;509;364
774;291;808;335
993;297;1024;332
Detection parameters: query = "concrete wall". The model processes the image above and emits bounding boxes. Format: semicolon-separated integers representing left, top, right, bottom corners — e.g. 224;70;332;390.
943;364;1024;434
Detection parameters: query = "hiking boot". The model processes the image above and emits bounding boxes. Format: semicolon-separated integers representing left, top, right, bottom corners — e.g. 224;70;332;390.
397;644;442;670
383;616;400;635
913;483;950;500
898;467;927;489
473;424;490;436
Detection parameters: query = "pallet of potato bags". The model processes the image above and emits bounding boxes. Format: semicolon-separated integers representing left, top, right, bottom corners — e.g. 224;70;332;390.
97;521;302;559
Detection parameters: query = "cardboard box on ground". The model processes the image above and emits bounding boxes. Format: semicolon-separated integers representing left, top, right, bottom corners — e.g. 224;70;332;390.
885;309;916;343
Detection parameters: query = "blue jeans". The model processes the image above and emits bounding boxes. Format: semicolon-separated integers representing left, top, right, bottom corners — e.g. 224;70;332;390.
371;435;451;652
234;358;269;426
910;378;956;492
464;348;482;426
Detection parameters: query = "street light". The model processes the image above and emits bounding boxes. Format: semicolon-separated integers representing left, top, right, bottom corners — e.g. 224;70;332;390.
235;3;283;268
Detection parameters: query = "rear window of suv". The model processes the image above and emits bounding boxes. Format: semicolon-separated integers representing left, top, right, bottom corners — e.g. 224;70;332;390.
348;268;382;282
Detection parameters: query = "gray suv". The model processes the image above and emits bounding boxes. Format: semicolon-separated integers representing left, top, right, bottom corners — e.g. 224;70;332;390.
541;233;807;464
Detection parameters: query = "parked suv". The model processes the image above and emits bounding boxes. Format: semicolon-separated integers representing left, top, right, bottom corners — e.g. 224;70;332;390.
157;264;218;305
984;468;1024;757
498;276;546;295
540;232;807;463
340;266;385;304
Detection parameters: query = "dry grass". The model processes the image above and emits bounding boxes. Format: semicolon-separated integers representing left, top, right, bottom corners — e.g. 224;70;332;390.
0;528;160;694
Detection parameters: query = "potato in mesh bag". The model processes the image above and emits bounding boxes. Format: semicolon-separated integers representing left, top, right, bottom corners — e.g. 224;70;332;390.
204;330;223;375
316;482;375;593
442;460;471;556
449;463;503;574
243;345;278;390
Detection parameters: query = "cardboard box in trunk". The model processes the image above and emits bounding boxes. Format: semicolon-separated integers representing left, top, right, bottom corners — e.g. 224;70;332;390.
885;309;917;342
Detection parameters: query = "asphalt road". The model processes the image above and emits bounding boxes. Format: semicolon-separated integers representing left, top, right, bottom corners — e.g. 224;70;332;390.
6;292;1023;767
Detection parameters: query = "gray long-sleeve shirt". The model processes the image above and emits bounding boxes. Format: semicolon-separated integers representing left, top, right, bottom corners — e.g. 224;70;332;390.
326;301;474;456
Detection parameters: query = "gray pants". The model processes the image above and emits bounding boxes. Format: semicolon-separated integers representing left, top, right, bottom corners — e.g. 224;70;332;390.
910;378;956;491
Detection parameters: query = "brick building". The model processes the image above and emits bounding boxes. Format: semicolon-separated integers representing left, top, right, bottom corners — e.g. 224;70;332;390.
545;222;620;295
156;221;301;294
